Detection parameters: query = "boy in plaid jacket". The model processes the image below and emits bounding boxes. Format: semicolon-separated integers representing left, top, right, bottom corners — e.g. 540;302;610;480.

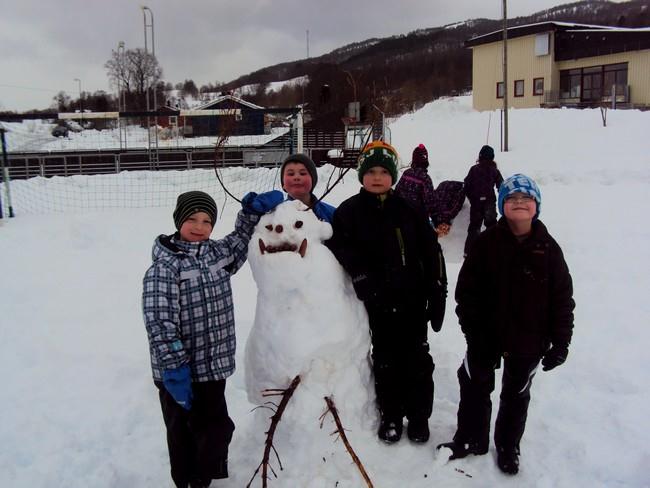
142;190;282;488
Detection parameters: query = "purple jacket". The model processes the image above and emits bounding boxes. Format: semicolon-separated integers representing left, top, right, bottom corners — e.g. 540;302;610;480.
395;167;436;220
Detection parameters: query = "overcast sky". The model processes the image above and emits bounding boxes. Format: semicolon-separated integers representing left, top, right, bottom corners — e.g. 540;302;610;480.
0;0;617;112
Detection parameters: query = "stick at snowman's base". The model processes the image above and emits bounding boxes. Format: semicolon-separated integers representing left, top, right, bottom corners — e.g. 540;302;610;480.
321;396;375;488
247;375;301;488
247;376;375;488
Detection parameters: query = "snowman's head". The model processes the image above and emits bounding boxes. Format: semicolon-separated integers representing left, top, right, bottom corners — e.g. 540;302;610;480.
253;200;332;260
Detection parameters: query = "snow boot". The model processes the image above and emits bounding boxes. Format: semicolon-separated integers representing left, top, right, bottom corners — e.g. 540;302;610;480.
407;417;430;443
378;418;403;444
497;446;520;475
436;439;488;460
189;481;210;488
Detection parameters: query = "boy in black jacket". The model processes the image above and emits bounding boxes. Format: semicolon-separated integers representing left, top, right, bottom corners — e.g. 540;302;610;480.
463;145;503;257
438;174;575;475
329;141;447;445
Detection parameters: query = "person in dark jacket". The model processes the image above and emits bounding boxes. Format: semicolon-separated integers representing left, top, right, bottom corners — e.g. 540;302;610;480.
142;190;283;488
395;143;437;226
328;141;448;445
437;174;575;476
463;145;504;256
280;153;336;223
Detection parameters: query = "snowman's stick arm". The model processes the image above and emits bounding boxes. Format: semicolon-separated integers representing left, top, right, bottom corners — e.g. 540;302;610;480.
323;396;375;488
246;375;302;488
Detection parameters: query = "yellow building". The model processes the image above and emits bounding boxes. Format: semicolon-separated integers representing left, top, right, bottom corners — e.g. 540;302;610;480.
466;22;650;111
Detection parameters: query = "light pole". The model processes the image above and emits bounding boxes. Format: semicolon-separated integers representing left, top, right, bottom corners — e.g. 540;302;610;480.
117;41;126;112
74;77;82;113
141;5;158;166
141;6;156;112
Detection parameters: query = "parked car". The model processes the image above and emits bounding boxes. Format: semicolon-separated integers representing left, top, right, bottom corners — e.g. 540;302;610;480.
51;124;69;138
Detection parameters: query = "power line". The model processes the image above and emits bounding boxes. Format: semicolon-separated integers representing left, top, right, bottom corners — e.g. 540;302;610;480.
0;83;61;93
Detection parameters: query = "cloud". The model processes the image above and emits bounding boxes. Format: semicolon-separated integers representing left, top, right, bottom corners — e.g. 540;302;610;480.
1;0;578;111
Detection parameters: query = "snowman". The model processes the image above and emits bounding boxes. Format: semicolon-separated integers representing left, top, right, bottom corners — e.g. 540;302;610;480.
244;199;376;485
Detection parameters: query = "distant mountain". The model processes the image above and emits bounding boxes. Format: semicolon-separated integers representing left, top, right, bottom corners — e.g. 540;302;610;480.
222;0;650;118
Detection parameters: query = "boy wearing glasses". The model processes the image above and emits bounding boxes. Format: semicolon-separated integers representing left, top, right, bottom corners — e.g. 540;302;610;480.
437;174;575;475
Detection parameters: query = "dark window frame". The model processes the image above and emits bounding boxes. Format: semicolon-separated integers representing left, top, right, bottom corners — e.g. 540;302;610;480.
496;82;505;99
514;79;525;97
559;62;628;101
533;77;544;96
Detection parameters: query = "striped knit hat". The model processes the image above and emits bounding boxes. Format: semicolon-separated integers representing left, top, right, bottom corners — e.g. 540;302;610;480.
173;191;218;229
357;140;399;184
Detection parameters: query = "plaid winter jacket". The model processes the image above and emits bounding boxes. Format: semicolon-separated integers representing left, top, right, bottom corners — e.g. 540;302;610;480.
142;209;259;382
395;167;436;221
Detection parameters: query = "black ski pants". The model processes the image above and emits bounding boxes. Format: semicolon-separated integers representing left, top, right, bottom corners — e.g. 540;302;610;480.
453;351;539;452
464;200;497;256
366;300;435;422
156;379;234;488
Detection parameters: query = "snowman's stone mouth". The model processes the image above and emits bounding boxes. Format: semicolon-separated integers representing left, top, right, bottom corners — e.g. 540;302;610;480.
259;238;307;258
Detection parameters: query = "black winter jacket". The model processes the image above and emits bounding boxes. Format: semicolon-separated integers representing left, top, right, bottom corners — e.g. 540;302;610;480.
464;160;503;205
329;188;447;305
455;218;574;359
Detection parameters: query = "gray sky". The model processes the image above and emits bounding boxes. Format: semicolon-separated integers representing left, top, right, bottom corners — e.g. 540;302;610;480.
0;0;609;111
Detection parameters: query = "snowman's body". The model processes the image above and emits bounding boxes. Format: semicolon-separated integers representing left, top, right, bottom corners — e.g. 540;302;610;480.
244;200;376;484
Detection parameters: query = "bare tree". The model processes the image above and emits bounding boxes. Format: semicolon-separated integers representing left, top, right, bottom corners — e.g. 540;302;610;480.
105;47;163;108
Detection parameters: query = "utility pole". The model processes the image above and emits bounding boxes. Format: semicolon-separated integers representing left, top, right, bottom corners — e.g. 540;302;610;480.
117;41;127;150
502;0;509;151
74;78;83;126
141;5;159;167
306;29;310;58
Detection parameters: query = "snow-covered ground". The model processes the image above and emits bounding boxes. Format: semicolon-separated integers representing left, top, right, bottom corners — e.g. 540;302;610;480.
1;96;649;487
1;119;288;153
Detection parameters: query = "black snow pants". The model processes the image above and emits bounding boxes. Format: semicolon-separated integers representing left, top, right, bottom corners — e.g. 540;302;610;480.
453;351;539;452
366;299;435;422
464;199;498;256
156;379;234;488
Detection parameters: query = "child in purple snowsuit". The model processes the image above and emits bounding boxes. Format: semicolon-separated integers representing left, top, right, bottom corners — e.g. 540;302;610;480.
395;144;437;224
463;145;503;256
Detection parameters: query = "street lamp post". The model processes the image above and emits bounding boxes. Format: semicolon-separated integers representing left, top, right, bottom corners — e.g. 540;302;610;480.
74;77;82;112
141;5;158;166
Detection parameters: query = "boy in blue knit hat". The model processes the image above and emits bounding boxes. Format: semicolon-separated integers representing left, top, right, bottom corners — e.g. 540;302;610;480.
142;189;283;488
438;174;575;476
329;141;447;445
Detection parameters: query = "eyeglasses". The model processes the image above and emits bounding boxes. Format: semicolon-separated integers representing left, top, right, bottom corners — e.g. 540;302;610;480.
504;194;535;205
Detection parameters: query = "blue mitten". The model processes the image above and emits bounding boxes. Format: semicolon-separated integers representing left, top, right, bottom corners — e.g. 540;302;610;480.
242;190;284;215
162;364;193;410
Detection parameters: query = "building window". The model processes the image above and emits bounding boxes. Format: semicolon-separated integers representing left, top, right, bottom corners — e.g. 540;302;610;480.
533;78;544;96
535;33;550;56
168;115;178;126
560;69;581;99
496;82;504;99
559;63;628;101
604;63;628;98
514;80;524;97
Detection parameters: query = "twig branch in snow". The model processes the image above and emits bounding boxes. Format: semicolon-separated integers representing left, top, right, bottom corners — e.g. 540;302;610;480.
246;375;301;488
322;396;374;488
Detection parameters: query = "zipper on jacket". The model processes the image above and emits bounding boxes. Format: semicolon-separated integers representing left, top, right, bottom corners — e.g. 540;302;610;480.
395;228;406;266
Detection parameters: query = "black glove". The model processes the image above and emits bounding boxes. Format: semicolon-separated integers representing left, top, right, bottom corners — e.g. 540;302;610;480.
542;344;568;371
427;285;447;332
351;274;377;303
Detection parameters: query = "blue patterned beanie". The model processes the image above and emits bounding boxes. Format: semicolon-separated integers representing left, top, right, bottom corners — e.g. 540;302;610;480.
498;174;541;219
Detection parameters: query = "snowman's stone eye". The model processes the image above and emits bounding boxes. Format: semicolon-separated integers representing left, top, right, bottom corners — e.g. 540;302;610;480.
265;224;273;231
294;220;303;229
